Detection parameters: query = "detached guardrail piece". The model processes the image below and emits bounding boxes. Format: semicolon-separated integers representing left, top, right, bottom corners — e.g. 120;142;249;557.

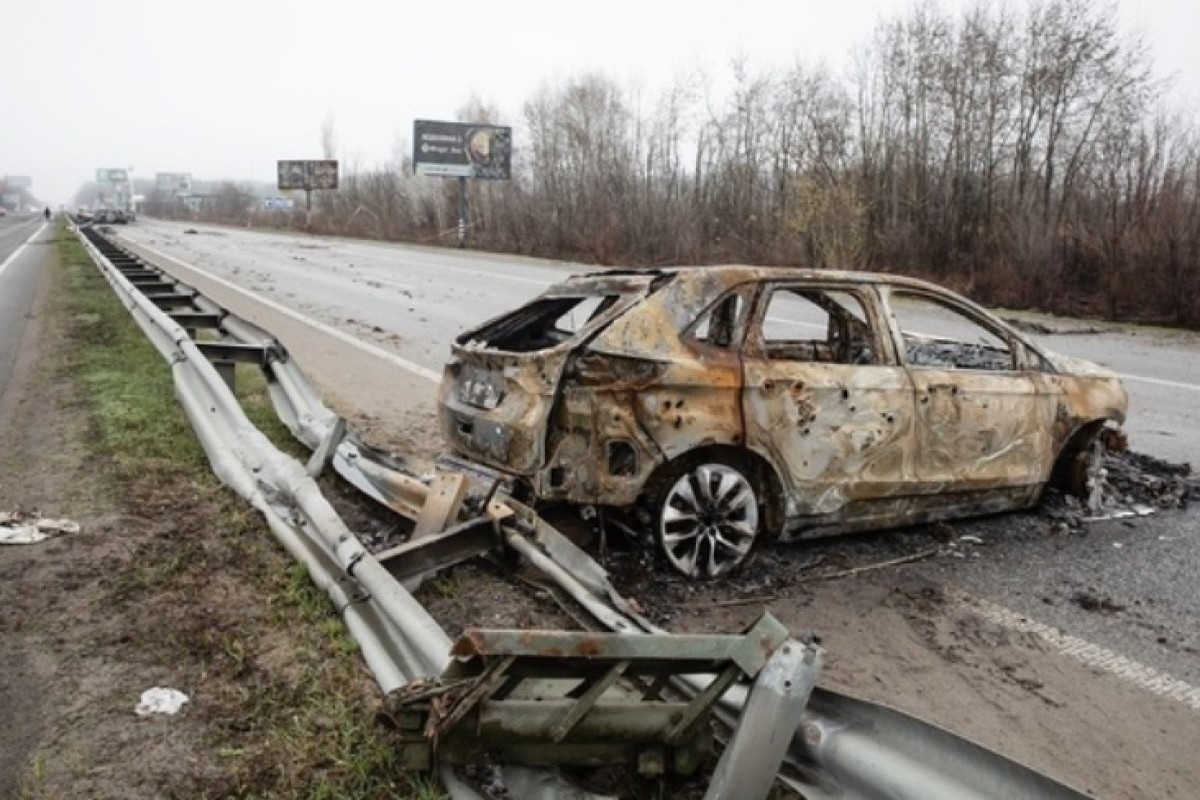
387;613;807;787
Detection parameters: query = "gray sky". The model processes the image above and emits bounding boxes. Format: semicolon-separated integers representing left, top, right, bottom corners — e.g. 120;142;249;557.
3;0;1197;204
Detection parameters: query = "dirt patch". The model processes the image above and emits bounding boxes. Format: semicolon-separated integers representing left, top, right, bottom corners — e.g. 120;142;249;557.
0;233;436;799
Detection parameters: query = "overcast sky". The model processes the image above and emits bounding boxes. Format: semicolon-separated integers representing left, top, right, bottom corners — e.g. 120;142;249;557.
2;0;1197;204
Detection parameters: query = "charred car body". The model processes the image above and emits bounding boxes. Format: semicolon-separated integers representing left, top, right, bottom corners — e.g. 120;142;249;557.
439;267;1127;578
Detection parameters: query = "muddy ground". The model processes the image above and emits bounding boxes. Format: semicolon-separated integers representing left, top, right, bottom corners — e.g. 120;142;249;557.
4;233;1199;799
0;239;435;800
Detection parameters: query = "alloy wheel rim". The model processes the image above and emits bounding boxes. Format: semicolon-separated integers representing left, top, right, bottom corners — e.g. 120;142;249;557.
660;463;758;578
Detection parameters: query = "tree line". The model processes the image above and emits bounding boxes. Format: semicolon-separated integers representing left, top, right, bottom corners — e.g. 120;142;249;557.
147;0;1200;327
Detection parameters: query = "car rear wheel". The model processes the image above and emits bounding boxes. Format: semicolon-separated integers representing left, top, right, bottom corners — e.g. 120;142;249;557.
654;460;760;579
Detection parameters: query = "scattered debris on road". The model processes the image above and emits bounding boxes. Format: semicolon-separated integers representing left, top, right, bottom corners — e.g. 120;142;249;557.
134;687;190;716
0;510;80;544
1043;447;1197;529
1071;592;1127;615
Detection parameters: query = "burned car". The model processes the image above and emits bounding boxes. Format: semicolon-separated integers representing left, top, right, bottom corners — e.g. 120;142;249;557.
439;267;1127;578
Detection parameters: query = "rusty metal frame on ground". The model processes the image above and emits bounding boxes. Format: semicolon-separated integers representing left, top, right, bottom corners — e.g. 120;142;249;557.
75;220;1091;800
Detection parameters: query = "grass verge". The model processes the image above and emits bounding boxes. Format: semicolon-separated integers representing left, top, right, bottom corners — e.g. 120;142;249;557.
53;225;443;799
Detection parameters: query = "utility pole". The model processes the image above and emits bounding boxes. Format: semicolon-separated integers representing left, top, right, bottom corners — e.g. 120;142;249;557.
457;176;467;248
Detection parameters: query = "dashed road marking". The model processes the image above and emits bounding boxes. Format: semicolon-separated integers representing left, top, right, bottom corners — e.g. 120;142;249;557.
966;594;1200;711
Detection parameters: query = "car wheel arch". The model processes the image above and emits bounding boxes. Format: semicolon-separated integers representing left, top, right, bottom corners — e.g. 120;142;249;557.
1050;417;1116;495
642;443;786;538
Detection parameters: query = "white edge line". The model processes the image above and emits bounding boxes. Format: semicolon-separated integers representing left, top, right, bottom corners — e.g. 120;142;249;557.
965;593;1200;711
0;221;49;276
125;238;442;383
1118;373;1200;392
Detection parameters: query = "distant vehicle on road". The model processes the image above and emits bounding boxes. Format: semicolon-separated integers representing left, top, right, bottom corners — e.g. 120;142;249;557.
440;266;1129;578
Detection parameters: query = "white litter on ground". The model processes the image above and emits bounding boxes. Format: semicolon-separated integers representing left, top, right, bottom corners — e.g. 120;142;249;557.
1082;504;1157;523
0;511;80;544
135;687;190;716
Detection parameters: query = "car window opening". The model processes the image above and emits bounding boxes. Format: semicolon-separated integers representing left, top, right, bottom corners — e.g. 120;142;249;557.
760;288;877;365
891;291;1014;371
691;293;746;348
466;295;621;353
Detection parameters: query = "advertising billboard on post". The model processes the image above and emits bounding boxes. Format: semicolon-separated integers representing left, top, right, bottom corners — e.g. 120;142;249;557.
96;168;129;184
155;172;192;194
413;120;512;180
277;160;339;191
3;175;32;189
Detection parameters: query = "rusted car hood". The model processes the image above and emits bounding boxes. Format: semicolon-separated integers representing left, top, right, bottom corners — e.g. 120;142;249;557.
1043;350;1121;380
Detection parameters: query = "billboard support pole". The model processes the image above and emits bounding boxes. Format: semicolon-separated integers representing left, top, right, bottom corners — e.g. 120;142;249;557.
457;176;467;249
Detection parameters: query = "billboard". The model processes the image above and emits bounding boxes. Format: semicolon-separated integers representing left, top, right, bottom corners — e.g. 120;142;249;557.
3;175;32;189
96;168;129;184
277;160;339;191
413;120;511;180
155;172;192;194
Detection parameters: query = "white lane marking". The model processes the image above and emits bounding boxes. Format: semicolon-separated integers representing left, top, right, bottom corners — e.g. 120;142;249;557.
0;221;49;277
1118;373;1200;392
966;594;1200;711
125;239;442;383
766;315;825;331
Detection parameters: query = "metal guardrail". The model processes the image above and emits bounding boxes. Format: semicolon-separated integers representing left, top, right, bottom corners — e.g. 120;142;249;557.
77;220;1092;800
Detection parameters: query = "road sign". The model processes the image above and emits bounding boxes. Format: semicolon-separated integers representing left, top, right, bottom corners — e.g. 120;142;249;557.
413;120;512;180
3;175;32;189
277;160;339;191
96;168;129;184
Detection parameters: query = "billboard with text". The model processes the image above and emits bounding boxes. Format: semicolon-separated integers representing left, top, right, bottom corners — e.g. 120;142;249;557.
155;172;192;194
277;160;339;191
413;120;511;180
96;168;128;184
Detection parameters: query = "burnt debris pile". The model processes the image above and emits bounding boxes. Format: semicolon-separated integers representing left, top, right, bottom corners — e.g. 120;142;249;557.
1101;450;1197;510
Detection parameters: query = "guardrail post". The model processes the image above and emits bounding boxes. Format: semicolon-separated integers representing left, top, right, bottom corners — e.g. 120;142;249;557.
704;638;823;800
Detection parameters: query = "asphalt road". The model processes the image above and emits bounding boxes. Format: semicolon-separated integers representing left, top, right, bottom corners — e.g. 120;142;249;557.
0;216;51;403
119;217;1200;466
109;217;1200;723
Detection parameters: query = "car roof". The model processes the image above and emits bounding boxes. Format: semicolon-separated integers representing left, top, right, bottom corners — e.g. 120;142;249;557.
576;265;957;295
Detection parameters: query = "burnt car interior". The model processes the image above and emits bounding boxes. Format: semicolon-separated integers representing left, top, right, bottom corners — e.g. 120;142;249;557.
466;294;621;352
758;287;877;364
890;291;1016;372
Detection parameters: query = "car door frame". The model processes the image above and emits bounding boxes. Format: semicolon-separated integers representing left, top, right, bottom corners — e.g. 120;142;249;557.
739;279;922;522
877;283;1059;493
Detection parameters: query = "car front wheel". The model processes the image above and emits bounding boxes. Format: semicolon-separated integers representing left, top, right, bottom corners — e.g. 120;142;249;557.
655;461;760;578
